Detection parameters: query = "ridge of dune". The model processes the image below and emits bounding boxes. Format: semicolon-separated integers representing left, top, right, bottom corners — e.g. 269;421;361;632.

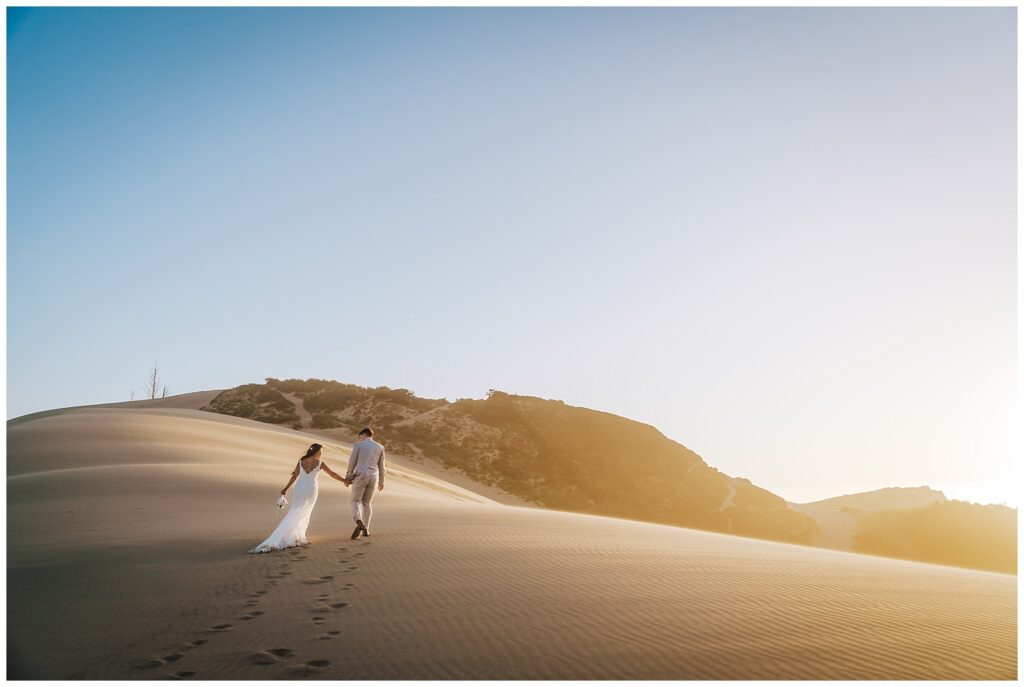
7;389;223;427
99;389;225;411
7;406;1017;679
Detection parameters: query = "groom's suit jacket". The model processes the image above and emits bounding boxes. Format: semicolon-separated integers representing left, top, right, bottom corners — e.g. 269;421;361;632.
345;438;386;485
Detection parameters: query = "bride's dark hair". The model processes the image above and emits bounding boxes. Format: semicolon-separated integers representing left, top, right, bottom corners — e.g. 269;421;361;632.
300;443;323;460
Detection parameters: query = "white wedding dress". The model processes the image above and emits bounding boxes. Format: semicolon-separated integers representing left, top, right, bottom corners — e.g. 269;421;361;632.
249;460;321;553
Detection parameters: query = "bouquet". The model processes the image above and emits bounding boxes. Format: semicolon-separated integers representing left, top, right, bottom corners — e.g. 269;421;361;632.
276;494;288;512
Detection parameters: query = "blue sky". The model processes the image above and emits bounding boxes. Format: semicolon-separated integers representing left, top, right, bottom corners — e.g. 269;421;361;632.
7;7;1017;505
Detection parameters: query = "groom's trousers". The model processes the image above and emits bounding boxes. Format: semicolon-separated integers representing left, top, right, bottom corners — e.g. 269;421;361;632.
350;473;377;527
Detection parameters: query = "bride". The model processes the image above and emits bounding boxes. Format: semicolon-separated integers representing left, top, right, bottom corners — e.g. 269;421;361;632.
249;443;348;553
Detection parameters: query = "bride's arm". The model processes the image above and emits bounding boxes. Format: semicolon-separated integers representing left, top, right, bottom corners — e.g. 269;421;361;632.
320;461;349;485
280;463;299;495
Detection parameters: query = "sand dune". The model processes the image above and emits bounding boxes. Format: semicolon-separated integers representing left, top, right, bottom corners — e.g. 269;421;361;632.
7;406;1017;679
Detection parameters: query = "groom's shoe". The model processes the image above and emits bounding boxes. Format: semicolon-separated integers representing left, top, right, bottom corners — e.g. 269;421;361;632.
351;520;366;540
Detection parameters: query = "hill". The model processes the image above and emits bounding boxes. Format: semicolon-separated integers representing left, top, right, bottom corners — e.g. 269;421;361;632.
792;487;1016;574
850;500;1016;573
798;486;947;511
202;379;819;546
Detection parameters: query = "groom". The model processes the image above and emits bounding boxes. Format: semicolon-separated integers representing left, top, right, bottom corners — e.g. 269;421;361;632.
342;428;386;540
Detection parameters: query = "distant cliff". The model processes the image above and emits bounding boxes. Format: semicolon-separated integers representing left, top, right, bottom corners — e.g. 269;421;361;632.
793;487;1015;574
798;486;947;512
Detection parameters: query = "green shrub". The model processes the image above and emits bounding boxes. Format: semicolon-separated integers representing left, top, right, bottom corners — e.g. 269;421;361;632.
311;413;342;429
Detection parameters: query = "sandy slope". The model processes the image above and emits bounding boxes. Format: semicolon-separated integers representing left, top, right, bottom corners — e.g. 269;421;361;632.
6;407;1017;680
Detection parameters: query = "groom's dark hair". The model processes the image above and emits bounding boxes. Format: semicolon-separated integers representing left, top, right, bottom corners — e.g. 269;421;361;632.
359;428;373;438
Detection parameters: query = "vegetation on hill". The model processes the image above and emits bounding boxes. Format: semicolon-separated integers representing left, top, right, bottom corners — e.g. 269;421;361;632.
201;379;819;545
202;384;299;425
851;500;1017;574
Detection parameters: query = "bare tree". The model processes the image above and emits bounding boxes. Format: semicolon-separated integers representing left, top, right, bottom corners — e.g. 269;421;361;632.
135;364;171;401
145;364;163;400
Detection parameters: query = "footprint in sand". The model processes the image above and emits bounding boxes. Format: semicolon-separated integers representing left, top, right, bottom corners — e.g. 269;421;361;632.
251;590;268;596
327;630;340;636
245;599;261;606
286;659;331;677
169;670;197;680
311;616;325;625
249;648;295;665
207;623;233;633
133;652;187;670
184;639;207;649
329;602;348;609
248;652;278;665
302;575;334;585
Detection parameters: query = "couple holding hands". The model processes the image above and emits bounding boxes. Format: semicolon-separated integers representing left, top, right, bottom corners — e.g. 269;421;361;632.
249;428;386;554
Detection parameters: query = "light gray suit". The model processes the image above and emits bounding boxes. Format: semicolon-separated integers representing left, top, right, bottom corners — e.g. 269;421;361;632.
345;438;386;527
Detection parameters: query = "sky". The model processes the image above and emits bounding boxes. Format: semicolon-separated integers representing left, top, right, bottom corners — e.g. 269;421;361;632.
7;7;1017;506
